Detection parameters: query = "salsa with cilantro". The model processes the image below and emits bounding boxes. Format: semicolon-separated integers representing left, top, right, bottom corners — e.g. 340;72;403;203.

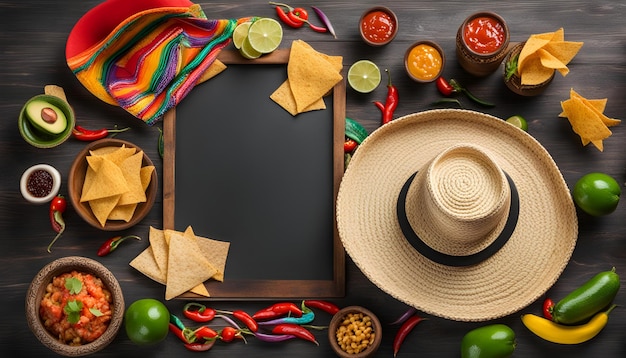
39;271;112;345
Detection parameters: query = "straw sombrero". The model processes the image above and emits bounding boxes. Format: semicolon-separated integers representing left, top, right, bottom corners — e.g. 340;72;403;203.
336;109;578;322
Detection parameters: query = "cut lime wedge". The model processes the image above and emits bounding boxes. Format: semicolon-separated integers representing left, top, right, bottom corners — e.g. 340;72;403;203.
239;37;262;59
506;115;528;131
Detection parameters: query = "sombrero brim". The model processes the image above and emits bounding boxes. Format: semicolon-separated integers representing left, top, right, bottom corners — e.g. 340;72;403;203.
336;109;578;321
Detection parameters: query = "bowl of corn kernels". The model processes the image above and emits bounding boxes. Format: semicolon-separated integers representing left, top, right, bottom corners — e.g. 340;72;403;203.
328;306;382;357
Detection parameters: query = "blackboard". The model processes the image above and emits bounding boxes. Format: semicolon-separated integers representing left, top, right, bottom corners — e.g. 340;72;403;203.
162;49;346;298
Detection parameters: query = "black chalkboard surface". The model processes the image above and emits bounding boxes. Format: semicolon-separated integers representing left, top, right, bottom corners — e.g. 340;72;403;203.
162;50;346;298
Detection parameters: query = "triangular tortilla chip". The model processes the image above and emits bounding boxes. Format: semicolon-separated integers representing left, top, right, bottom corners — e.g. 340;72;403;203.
89;194;122;227
538;48;569;75
117;151;146;205
149;226;169;276
130;246;166;283
287;40;343;112
543;41;583;67
165;231;217;300
80;159;129;202
518;37;550;73
197;59;227;84
183;226;228;282
520;54;556;85
569;89;621;127
561;97;611;151
270;80;326;116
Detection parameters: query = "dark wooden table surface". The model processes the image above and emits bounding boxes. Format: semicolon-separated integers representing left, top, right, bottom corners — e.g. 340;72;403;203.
1;0;625;356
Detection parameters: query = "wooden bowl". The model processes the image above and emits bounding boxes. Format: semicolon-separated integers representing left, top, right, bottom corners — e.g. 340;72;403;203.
328;306;382;358
25;256;125;356
68;138;157;231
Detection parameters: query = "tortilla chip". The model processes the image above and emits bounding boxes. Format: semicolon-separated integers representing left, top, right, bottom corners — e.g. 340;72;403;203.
183;226;228;282
117;152;146;205
197;59;227;84
165;231;217;300
149;226;169;276
518;38;550;73
561;97;612;151
287;40;343;112
538;48;569;75
130;246;166;283
270;80;326;116
81;159;129;202
543;41;584;67
107;203;137;222
520;54;556;85
569;89;620;127
89;194;122;226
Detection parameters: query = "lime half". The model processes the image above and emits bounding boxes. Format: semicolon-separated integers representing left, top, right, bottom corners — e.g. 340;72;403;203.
246;17;283;54
232;21;252;50
505;115;528;131
240;37;262;59
348;60;381;93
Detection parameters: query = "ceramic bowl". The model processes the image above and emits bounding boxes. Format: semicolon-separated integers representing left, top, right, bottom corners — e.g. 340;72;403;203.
20;164;62;204
328;306;382;358
26;256;125;356
504;42;555;96
18;94;75;148
359;6;398;47
455;11;510;76
404;40;446;83
68;138;157;231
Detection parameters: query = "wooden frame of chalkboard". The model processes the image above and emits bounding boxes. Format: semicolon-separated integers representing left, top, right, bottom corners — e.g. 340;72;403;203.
162;49;346;299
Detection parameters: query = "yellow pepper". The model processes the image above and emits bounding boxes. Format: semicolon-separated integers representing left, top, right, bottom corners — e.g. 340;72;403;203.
521;305;616;344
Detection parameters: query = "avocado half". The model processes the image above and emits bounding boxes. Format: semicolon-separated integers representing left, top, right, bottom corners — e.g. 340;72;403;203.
25;99;68;135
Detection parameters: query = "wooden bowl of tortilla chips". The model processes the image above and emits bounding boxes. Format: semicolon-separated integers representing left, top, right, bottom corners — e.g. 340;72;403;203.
68;138;157;231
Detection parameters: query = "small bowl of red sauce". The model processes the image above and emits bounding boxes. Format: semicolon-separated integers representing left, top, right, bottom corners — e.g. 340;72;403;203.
359;6;398;47
455;11;510;76
404;40;445;83
20;164;62;204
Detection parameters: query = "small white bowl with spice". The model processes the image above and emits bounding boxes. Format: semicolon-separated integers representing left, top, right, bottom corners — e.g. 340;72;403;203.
20;164;62;204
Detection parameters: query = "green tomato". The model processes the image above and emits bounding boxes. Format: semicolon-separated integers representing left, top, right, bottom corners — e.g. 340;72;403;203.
124;298;170;345
461;324;516;358
573;172;621;216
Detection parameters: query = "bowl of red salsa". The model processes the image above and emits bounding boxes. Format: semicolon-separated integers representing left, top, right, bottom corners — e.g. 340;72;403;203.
455;11;510;76
359;6;398;46
26;256;125;356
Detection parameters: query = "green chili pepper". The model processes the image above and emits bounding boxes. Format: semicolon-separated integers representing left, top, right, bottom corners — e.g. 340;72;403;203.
157;127;164;158
449;79;495;107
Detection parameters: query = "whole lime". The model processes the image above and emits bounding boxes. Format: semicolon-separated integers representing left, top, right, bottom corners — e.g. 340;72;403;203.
124;298;170;345
573;172;621;216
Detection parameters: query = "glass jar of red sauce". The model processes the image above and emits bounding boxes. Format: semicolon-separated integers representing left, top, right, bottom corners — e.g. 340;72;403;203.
456;12;510;76
359;6;398;46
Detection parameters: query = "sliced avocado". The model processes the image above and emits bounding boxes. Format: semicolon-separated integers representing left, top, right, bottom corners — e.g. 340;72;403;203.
25;100;67;135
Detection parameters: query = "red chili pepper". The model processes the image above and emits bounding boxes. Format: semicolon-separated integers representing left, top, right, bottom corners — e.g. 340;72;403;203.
183;303;216;322
543;297;555;320
169;322;190;343
72;125;130;141
184;341;215;352
272;323;319;345
288;7;308;23
270;2;304;28
219;326;241;342
195;326;219;341
344;138;358;153
303;300;340;315
252;302;303;320
233;310;258;332
393;314;425;357
375;69;398;125
47;195;66;253
96;235;141;256
307;22;328;33
436;76;455;96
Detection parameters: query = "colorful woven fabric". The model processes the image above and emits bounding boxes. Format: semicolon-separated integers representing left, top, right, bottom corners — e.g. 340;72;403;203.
67;3;242;124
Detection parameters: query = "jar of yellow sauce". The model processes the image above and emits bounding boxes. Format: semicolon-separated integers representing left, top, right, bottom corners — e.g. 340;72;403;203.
404;41;445;83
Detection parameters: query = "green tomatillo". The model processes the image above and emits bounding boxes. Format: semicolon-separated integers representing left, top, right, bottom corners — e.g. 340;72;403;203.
124;298;170;345
573;172;621;216
461;324;516;358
